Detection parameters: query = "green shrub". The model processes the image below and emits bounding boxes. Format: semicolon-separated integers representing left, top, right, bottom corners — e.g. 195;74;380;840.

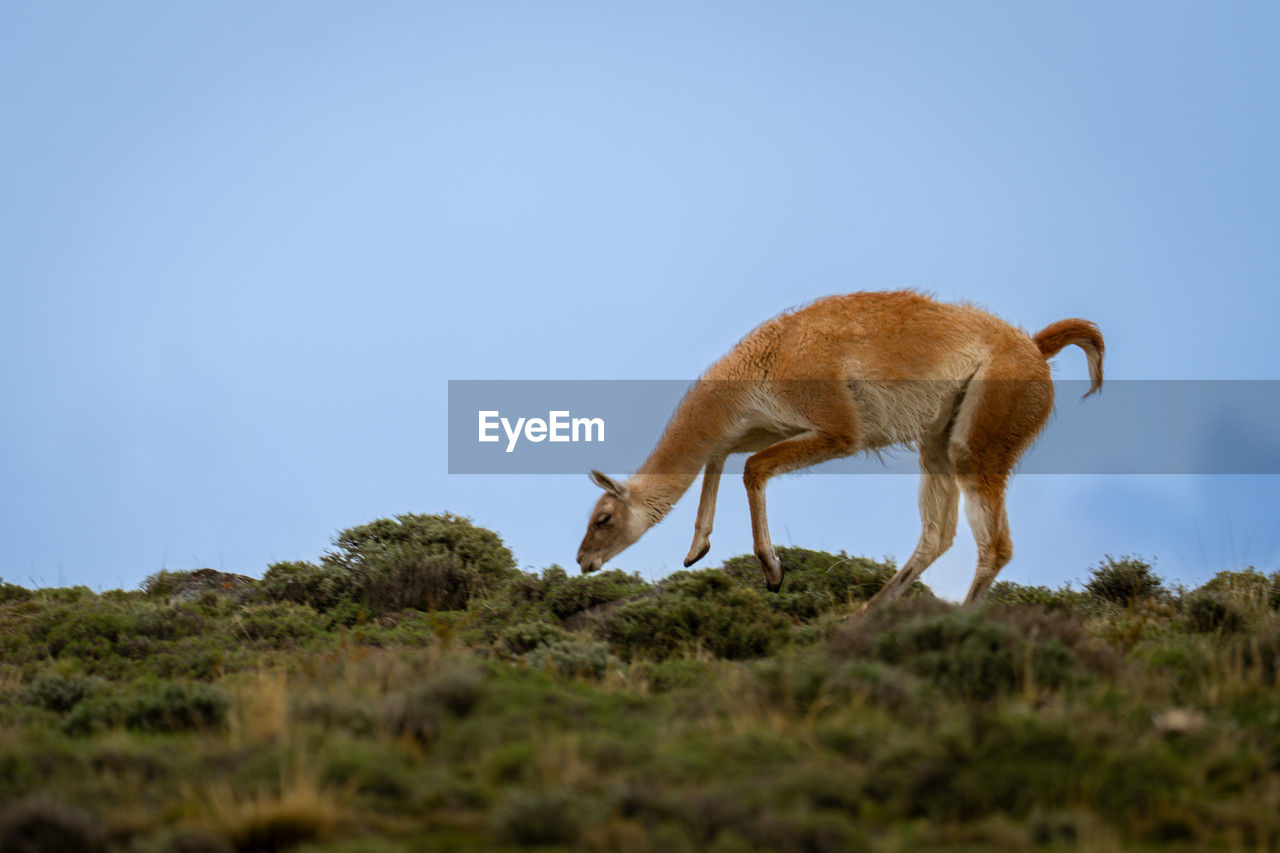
258;561;356;611
523;635;615;680
320;739;419;803
538;566;651;619
742;808;869;853
989;581;1084;611
22;599;211;671
39;603;134;659
721;548;900;618
874;612;1040;700
496;620;570;656
1085;555;1166;605
829;600;1108;701
751;650;842;713
323;599;373;629
869;710;1090;823
0;797;104;853
383;661;487;744
469;566;651;652
635;658;720;694
63;682;229;736
61;694;129;736
0;581;33;605
39;586;95;604
141;569;190;599
327;513;517;613
26;671;95;713
133;603;209;640
1197;568;1280;607
604;570;792;661
264;514;519;615
752;652;925;718
491;788;580;846
1236;626;1280;683
421;661;487;717
150;640;226;681
293;694;378;737
1184;591;1247;633
1133;634;1212;698
334;513;515;578
236;602;324;644
383;691;441;745
143;829;233;853
125;681;230;733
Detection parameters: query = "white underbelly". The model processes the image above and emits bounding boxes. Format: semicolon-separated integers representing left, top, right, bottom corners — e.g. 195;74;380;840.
848;379;966;449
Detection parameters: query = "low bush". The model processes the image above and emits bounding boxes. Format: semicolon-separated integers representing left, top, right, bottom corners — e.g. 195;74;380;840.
523;635;615;681
328;513;518;613
829;600;1112;701
383;660;488;744
26;671;95;713
261;513;519;615
604;570;792;661
1085;555;1167;606
257;561;355;612
236;602;325;645
382;690;442;745
0;581;33;605
125;681;231;733
491;787;580;846
721;547;901;618
61;680;230;735
141;569;194;599
989;581;1087;612
1184;590;1248;634
538;566;651;619
1196;568;1280;609
495;619;570;656
0;797;104;853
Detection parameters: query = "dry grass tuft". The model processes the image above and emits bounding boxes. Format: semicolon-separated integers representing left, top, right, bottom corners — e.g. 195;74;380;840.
194;763;348;853
228;669;289;747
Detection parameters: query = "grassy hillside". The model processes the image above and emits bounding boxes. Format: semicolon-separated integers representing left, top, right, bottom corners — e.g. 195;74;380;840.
2;513;1279;851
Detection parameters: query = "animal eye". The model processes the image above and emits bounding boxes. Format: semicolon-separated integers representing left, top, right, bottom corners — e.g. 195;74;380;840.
596;513;612;526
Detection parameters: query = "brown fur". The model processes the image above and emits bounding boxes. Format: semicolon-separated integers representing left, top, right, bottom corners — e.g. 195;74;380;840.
576;290;1104;607
1033;318;1104;396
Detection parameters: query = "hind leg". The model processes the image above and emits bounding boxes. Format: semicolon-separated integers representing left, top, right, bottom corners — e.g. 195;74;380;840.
959;473;1013;603
949;356;1053;604
859;437;959;611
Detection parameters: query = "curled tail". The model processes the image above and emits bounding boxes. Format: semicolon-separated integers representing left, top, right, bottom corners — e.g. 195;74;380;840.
1033;319;1105;397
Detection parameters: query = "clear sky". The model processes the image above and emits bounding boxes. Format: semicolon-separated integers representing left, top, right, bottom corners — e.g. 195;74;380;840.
3;3;1279;599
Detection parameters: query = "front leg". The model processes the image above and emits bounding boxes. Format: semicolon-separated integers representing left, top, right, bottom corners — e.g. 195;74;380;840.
744;428;859;593
684;456;725;567
744;467;784;591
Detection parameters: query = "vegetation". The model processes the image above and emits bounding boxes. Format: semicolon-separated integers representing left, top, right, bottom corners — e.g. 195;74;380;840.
2;517;1279;850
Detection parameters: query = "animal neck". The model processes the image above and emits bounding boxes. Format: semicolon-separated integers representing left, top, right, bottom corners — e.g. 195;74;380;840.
627;383;730;525
625;472;697;526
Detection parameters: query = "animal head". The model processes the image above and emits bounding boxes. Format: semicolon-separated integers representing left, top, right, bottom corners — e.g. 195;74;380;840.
576;470;647;573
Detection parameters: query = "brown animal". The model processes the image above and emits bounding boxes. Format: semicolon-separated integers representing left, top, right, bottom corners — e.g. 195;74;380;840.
576;290;1103;608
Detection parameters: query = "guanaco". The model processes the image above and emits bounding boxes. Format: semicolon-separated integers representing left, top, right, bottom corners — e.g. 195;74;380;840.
575;290;1103;608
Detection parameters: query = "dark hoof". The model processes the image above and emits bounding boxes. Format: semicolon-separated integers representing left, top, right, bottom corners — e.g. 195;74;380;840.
683;542;710;568
757;550;785;593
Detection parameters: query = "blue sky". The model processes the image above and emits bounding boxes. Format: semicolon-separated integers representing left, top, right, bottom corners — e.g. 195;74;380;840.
3;3;1279;599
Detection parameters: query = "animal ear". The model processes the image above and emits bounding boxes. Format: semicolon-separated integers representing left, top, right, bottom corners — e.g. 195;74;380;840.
589;470;628;499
